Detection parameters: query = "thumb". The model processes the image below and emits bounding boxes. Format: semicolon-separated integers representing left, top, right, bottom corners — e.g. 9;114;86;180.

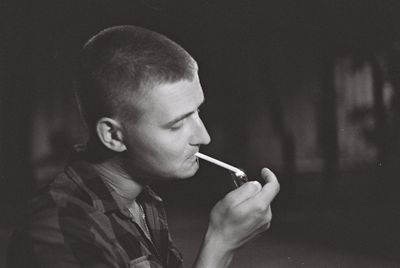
257;168;280;204
261;168;278;185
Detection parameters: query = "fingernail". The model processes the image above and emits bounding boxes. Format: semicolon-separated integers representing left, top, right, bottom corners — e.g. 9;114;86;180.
249;181;262;191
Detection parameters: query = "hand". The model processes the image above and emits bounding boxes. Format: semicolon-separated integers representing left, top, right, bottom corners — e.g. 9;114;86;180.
207;168;280;251
192;168;279;268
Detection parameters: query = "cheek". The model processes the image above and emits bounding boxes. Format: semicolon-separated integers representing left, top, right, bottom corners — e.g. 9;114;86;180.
129;128;188;164
124;126;198;178
153;132;189;161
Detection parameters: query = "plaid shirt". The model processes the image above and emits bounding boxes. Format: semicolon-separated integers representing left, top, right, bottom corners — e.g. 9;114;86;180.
8;153;183;268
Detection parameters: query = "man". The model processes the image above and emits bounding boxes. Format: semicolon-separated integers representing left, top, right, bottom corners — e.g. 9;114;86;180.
7;25;280;268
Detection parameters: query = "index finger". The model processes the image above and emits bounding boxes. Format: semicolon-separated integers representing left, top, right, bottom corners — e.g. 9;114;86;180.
223;181;262;207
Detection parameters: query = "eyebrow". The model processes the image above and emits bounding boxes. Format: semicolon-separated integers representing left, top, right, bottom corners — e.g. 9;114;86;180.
164;100;204;128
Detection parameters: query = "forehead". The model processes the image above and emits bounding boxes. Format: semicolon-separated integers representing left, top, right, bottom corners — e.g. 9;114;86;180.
134;76;204;123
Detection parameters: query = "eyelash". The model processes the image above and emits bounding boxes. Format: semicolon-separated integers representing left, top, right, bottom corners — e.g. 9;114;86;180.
170;109;201;131
170;122;184;131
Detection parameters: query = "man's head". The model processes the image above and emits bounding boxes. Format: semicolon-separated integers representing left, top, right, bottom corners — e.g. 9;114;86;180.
76;25;210;179
77;25;198;131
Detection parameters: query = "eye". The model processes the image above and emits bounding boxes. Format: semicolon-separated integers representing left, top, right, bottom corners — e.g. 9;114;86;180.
170;119;185;131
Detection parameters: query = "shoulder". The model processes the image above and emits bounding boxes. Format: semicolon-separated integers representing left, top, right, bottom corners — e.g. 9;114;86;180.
23;167;111;241
31;171;95;217
13;172;120;261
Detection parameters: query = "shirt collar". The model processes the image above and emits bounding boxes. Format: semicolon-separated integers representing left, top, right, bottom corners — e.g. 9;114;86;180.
65;148;162;217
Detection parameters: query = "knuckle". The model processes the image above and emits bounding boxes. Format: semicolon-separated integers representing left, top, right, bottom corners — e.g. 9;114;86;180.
222;194;236;207
252;203;266;215
230;207;246;219
265;213;272;223
276;181;281;193
265;210;272;222
275;178;280;188
264;222;271;231
264;207;272;222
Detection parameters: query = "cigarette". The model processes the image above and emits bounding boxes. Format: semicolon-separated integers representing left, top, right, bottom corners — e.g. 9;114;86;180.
195;152;245;177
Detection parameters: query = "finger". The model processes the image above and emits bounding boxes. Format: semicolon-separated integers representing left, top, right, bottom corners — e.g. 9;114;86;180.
261;168;278;185
265;205;272;223
256;168;280;205
224;181;262;206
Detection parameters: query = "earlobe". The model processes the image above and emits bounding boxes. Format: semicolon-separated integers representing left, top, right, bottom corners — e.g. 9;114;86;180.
96;118;127;152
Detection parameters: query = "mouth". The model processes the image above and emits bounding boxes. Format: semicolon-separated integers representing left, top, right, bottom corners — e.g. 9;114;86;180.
187;152;200;165
189;154;198;162
189;149;200;160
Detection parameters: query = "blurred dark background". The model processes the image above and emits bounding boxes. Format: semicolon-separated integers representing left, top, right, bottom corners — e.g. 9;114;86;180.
2;0;400;267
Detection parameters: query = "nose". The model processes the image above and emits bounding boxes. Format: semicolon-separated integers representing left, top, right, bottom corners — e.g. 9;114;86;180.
190;113;211;146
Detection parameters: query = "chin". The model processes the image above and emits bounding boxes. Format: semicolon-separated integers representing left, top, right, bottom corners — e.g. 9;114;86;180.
173;164;199;179
154;159;199;180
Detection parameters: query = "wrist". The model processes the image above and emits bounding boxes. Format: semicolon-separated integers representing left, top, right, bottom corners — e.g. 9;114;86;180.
193;227;235;268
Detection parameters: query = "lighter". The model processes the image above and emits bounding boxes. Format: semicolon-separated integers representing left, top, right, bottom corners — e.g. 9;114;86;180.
229;171;248;188
195;152;248;188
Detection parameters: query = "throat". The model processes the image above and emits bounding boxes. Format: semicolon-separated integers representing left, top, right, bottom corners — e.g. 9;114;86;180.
93;161;143;203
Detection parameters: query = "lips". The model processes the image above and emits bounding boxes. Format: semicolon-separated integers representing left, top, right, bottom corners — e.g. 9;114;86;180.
188;155;197;162
188;149;199;159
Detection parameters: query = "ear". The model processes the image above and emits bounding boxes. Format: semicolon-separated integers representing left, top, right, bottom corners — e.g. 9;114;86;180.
96;117;127;152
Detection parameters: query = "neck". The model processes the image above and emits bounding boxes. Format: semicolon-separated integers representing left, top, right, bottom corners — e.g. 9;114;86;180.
85;138;154;206
93;157;143;207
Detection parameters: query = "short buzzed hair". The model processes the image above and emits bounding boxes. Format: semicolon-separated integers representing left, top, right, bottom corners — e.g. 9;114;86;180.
76;25;198;133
